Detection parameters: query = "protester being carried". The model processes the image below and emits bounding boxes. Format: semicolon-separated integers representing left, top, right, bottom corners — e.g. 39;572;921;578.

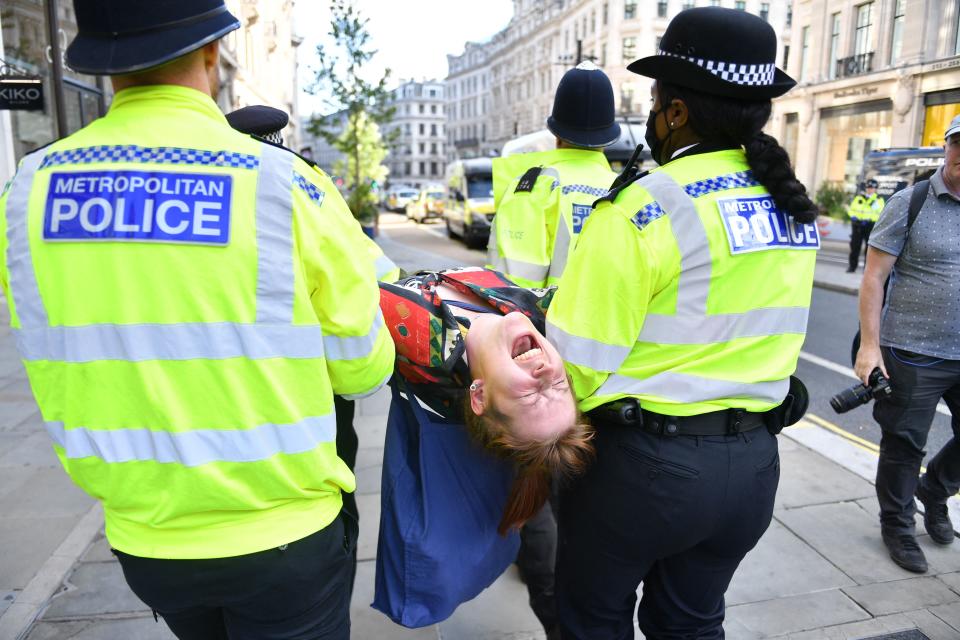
378;267;594;533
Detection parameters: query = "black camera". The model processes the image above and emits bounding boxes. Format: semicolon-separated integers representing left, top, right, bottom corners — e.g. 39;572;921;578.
830;368;892;414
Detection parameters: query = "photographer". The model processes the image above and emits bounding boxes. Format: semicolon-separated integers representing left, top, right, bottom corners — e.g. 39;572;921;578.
855;116;960;574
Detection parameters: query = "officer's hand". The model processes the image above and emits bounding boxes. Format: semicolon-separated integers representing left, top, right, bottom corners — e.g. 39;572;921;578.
854;345;888;386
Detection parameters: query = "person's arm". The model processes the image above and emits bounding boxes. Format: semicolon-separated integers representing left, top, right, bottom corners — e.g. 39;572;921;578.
294;165;395;399
547;200;658;403
488;173;557;288
855;247;896;384
854;188;910;384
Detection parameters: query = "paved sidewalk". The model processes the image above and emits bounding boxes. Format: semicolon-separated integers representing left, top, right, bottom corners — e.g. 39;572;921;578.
3;233;960;639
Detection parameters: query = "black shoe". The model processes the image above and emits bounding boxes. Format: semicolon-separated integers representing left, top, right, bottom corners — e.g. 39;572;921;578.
846;267;856;273
916;485;956;545
882;531;928;573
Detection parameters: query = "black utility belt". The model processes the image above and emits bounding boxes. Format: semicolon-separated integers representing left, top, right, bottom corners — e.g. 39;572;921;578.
588;399;770;437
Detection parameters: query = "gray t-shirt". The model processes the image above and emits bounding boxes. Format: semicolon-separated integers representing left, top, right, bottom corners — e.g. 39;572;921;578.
869;167;960;359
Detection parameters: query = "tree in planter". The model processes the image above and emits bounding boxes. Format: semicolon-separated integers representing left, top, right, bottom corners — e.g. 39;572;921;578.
333;112;388;228
815;181;849;219
308;0;396;233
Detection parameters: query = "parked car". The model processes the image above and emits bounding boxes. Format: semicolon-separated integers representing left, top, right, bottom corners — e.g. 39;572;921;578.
405;188;445;223
386;187;419;212
444;159;494;249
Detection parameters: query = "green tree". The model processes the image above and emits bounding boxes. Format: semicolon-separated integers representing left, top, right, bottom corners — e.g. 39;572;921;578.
308;0;396;228
814;181;849;219
332;111;388;224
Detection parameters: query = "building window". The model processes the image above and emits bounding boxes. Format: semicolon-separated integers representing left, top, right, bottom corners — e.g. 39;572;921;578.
431;143;437;154
783;44;790;70
783;113;799;164
890;0;905;63
735;1;746;10
658;0;668;17
710;0;720;7
404;123;411;135
418;104;424;114
625;1;637;19
829;12;841;79
683;0;695;10
419;123;425;135
799;26;810;81
591;10;596;33
655;36;663;51
854;2;874;57
419;143;425;154
622;37;637;62
603;2;609;24
419;161;426;175
620;85;636;114
760;2;769;20
786;5;792;26
431;162;438;176
955;0;960;55
404;162;411;175
431;104;437;114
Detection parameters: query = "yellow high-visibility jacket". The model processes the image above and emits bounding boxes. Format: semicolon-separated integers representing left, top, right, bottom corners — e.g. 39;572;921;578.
0;84;395;559
488;149;616;288
847;193;884;223
547;149;818;416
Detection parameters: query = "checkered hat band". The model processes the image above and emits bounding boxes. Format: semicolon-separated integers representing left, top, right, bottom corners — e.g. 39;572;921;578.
659;50;776;86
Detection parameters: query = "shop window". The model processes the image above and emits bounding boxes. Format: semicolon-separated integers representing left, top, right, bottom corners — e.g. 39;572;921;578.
816;101;893;194
923;89;960;145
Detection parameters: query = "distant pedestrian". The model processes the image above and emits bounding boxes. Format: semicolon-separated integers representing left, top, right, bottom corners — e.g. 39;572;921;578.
855;114;960;574
547;7;818;638
846;178;885;272
0;1;394;638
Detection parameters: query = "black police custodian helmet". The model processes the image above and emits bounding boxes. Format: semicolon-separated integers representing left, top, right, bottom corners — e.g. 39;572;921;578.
627;7;795;100
546;61;621;148
865;178;879;188
66;0;241;75
226;105;289;144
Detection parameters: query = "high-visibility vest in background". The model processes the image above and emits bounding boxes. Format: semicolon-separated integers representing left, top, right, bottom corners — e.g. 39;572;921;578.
547;149;819;416
847;192;885;223
0;85;395;559
488;149;617;288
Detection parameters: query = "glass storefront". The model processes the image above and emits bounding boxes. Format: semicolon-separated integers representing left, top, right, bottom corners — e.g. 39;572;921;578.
922;89;960;146
816;100;892;194
2;0;105;162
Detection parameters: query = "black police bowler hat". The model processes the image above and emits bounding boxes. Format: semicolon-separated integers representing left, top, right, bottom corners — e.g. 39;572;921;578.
226;105;289;144
66;0;240;75
546;62;621;148
628;7;795;100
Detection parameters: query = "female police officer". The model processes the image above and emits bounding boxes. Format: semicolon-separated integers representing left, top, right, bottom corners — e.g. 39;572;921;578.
546;8;819;639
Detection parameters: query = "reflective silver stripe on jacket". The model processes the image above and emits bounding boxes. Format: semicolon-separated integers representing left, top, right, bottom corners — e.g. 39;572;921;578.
14;323;324;362
45;413;337;465
596;372;789;406
322;309;385;361
546;318;632;372
255;143;296;323
5;142;328;362
375;254;398;280
5;151;49;328
498;258;550;284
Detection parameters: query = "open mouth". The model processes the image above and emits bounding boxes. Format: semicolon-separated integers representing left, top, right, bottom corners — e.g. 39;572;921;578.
512;334;543;362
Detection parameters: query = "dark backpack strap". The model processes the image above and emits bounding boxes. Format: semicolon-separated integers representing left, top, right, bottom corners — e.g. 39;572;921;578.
907;179;929;232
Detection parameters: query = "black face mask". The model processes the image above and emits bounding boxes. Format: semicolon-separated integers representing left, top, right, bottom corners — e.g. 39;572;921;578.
644;106;673;166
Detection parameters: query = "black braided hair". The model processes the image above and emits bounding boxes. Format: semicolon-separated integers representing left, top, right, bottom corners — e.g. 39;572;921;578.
659;82;818;223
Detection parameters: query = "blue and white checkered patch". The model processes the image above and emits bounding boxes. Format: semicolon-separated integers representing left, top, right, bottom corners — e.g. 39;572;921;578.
39;145;259;170
684;171;759;198
630;201;665;231
562;184;609;198
293;173;325;206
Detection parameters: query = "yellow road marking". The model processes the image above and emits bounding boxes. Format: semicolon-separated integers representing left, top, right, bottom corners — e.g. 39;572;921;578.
802;412;926;473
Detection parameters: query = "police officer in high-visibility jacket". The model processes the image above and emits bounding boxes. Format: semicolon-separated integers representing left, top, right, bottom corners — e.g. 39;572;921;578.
488;62;619;289
846;178;885;272
0;1;394;638
547;9;819;638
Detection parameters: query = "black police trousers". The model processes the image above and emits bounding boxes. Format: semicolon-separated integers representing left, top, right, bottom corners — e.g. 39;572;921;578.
848;220;875;271
555;421;780;640
874;347;960;534
114;513;357;640
518;498;561;639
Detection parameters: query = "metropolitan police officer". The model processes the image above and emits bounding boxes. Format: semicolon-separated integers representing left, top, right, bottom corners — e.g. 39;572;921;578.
846;177;885;272
488;61;620;289
0;1;394;638
546;8;818;638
